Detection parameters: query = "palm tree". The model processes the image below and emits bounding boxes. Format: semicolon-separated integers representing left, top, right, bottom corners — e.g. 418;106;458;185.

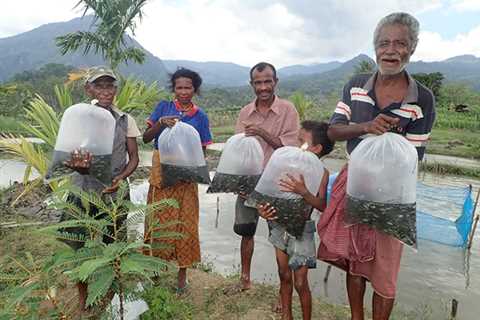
289;91;313;121
56;0;149;70
354;60;376;75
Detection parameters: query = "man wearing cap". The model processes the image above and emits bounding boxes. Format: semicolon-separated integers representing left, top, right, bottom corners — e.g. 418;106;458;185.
68;66;141;194
62;66;141;312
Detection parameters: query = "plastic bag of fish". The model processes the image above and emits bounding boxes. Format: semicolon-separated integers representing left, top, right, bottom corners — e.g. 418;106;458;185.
157;121;210;188
46;103;116;185
207;133;264;194
346;132;418;247
245;146;324;237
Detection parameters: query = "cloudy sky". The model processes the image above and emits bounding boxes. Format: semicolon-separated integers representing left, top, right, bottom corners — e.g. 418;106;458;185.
1;0;479;67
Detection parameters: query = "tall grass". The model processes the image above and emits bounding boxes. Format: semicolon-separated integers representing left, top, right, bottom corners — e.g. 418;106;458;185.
206;106;241;128
434;111;480;130
0;116;26;134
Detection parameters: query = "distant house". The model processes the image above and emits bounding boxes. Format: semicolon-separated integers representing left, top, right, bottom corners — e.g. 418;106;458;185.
455;104;470;113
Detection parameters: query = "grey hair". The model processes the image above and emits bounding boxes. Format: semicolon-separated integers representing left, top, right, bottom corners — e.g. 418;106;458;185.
374;12;420;53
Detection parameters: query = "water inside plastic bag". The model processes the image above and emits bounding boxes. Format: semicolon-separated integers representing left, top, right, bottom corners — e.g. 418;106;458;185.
346;133;418;247
46;103;115;184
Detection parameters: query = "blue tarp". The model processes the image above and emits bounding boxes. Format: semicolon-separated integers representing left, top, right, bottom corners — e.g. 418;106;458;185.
326;173;475;247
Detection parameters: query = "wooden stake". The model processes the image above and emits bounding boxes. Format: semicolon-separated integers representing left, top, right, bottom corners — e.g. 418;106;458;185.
323;265;332;283
215;196;220;228
467;188;480;250
450;299;458;319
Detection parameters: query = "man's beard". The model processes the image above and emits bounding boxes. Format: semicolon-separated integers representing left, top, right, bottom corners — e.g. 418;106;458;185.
378;57;410;76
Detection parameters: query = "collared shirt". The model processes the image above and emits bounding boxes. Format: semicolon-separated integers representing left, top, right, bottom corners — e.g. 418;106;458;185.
235;96;300;167
110;106;142;138
147;100;212;149
330;71;436;160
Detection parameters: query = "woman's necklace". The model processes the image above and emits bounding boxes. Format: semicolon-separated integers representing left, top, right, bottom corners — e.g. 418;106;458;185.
177;101;193;115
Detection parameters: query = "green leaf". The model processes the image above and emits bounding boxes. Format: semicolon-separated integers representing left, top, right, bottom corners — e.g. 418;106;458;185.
72;257;113;282
120;256;146;275
126;253;170;273
151;231;184;239
86;266;115;306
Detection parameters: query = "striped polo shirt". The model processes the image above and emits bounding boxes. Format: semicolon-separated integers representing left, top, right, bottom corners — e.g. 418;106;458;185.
330;71;436;160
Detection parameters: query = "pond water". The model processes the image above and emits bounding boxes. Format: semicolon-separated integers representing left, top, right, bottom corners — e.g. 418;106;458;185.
1;154;480;319
128;155;480;320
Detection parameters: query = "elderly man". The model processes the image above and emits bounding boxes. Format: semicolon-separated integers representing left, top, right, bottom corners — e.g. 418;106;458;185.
62;66;141;312
317;13;435;320
233;62;300;292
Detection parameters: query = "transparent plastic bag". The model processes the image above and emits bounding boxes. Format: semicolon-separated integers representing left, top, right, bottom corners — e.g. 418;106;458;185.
207;133;264;194
158;121;210;187
346;132;418;247
246;146;324;237
46;103;116;184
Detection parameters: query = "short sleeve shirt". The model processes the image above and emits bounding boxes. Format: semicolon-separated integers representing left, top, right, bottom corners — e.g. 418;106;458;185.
111;106;141;138
147;100;212;149
330;72;436;160
235;96;300;167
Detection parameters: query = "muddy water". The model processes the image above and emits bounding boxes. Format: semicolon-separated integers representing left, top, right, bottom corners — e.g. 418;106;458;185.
2;154;480;319
0;159;39;188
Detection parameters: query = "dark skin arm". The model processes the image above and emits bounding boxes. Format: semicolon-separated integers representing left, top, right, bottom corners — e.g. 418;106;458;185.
103;137;139;193
257;202;278;221
327;114;400;142
63;150;93;175
244;123;283;150
278;169;330;212
143;116;179;143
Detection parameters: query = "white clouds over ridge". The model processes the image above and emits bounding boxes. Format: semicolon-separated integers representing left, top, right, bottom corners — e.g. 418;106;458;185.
1;0;479;66
415;25;480;61
136;0;444;66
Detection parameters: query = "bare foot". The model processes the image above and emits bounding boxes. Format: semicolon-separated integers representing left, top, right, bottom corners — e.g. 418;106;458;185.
272;296;283;313
222;277;252;296
240;275;251;291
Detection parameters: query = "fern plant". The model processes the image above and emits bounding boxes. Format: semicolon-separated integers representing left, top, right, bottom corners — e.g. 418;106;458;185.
0;252;72;319
0;182;179;320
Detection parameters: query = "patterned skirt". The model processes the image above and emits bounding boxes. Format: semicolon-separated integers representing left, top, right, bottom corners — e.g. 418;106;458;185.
144;150;201;268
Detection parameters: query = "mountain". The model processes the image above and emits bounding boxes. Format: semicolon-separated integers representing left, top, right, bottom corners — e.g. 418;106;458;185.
278;54;376;96
1;16;480;91
0;16;169;84
163;60;250;87
278;61;342;77
408;55;480;90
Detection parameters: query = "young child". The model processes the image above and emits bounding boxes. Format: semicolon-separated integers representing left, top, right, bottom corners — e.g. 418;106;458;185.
257;120;334;320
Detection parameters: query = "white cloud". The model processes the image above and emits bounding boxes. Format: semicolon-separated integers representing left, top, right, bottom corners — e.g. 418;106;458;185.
135;0;444;67
1;0;477;67
451;0;480;12
414;25;480;61
0;0;78;38
136;0;307;67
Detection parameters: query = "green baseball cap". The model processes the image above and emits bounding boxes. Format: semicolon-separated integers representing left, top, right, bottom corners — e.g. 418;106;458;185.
85;66;118;84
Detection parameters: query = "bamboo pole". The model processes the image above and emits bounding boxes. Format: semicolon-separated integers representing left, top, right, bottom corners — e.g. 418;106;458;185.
467;188;480;250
